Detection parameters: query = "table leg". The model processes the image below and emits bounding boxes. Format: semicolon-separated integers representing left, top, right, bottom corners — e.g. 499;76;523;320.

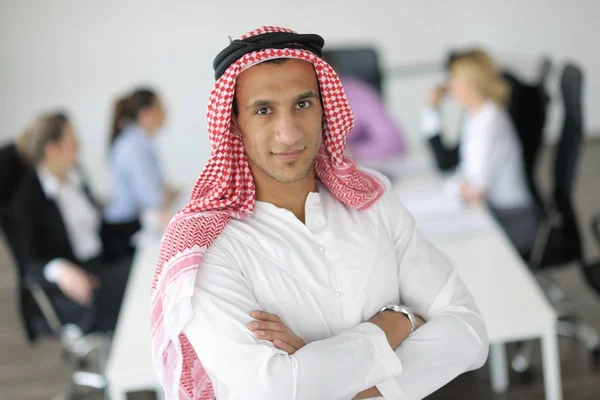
489;342;509;393
541;331;562;400
108;384;126;400
154;386;166;400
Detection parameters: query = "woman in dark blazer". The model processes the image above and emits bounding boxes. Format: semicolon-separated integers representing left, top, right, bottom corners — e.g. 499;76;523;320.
10;112;131;332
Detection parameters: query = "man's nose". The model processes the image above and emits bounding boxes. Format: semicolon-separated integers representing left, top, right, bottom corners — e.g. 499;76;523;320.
274;112;302;146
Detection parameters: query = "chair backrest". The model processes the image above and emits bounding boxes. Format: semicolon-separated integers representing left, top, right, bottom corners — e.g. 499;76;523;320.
0;168;46;342
592;214;600;249
502;71;549;210
0;204;41;342
322;47;383;96
554;63;585;260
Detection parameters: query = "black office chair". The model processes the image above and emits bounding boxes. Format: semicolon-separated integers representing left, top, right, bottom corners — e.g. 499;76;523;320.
502;63;550;212
529;63;585;267
0;203;110;398
584;217;600;295
511;63;600;374
322;47;383;97
593;215;600;248
580;191;600;296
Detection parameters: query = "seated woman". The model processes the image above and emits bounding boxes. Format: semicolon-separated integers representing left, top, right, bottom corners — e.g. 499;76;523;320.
422;50;539;256
104;88;179;259
11;112;131;331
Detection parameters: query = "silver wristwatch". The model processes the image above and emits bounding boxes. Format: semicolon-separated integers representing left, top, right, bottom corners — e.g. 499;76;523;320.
379;304;417;333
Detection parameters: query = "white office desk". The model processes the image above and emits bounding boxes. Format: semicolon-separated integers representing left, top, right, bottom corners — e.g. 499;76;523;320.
105;243;161;400
393;172;562;400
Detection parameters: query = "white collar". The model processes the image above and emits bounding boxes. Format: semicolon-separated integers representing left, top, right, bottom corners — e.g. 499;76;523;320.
254;181;326;216
37;166;82;199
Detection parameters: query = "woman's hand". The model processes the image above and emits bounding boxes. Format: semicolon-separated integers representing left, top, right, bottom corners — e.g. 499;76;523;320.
460;182;484;203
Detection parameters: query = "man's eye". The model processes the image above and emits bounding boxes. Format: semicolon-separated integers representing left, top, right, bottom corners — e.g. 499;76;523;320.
296;101;311;109
256;108;271;115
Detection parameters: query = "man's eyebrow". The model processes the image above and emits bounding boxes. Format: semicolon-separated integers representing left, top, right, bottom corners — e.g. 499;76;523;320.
246;91;319;109
295;91;319;101
247;99;274;109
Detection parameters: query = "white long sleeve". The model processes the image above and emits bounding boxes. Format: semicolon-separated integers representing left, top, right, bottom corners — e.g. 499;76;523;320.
458;101;532;209
376;194;489;399
421;106;442;138
182;181;487;399
183;248;402;400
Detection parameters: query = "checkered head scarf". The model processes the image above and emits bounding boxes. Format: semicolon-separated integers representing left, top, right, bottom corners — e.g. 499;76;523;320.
150;26;386;399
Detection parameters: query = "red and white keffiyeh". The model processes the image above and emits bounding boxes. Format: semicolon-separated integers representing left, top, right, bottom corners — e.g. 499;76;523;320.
150;26;386;399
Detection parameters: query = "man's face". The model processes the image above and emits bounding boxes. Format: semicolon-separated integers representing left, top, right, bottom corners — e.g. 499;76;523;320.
232;59;323;184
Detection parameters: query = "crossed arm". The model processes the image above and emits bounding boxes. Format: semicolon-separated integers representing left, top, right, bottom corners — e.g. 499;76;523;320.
183;199;488;399
247;309;425;399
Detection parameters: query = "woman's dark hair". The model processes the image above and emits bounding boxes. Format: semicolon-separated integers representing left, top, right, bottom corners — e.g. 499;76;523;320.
110;88;157;144
21;112;69;165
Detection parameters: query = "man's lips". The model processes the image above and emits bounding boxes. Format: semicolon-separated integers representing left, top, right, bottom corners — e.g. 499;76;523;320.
272;149;304;161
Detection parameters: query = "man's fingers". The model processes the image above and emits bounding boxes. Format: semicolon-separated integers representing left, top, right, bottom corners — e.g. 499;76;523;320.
253;330;298;349
248;311;306;351
253;329;305;351
273;339;298;355
248;320;285;332
295;337;306;349
250;310;281;322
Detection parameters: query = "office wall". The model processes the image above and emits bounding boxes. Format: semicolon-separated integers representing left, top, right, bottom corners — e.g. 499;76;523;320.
1;0;598;195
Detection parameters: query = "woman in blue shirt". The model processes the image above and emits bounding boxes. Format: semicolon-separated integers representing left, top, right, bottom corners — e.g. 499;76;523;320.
104;88;178;259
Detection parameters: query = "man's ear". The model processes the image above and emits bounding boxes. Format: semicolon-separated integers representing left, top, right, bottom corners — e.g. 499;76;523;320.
231;115;241;137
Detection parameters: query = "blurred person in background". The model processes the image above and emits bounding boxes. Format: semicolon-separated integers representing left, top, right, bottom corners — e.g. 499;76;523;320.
104;88;179;259
324;56;406;162
10;112;131;331
422;50;538;255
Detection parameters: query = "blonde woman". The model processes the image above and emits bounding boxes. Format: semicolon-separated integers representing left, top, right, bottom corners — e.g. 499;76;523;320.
422;50;538;255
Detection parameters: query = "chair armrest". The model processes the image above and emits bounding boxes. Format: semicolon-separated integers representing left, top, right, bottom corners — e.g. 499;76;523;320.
592;214;600;248
25;280;63;337
22;273;59;291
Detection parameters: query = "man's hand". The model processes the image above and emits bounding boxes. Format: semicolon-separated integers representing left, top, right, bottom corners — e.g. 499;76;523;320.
369;311;425;350
353;311;425;400
56;262;100;307
353;386;382;400
248;310;306;355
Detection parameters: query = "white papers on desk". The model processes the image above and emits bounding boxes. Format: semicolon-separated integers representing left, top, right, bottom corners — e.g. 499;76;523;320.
359;155;435;182
416;209;494;241
397;189;463;217
396;176;463;218
394;176;495;240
